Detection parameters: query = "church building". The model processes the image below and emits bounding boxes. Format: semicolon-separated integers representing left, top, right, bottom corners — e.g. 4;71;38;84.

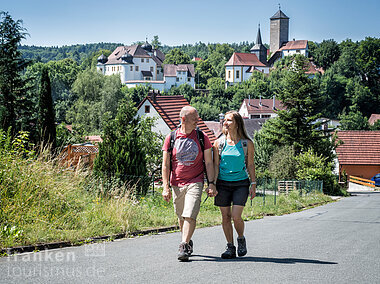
225;7;311;86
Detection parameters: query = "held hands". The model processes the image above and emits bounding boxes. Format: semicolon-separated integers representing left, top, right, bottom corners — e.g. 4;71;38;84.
249;184;256;200
207;184;218;197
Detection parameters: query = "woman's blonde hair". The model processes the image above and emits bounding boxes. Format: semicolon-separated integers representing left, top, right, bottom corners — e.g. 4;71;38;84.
222;111;252;141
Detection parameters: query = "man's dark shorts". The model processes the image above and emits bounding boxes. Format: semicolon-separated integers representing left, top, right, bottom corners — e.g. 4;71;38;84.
215;178;250;207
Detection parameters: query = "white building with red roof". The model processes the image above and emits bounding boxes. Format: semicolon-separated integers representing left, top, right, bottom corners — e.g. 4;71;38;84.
238;97;286;119
136;92;216;143
225;53;270;86
97;41;194;91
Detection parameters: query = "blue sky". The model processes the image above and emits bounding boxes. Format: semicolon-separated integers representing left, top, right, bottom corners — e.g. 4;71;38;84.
2;0;379;47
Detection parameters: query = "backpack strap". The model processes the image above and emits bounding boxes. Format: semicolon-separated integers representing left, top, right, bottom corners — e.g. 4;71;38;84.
218;135;226;157
196;127;208;183
168;130;177;173
196;127;205;152
241;139;248;165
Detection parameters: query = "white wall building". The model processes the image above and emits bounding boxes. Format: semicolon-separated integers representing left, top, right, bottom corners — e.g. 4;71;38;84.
225;53;270;87
97;42;195;91
238;97;286;119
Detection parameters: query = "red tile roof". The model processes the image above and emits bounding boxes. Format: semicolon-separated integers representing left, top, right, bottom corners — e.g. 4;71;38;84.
305;60;325;75
241;98;286;114
163;64;195;77
225;53;267;67
138;94;216;143
279;40;308;51
369;114;380;125
336;131;380;165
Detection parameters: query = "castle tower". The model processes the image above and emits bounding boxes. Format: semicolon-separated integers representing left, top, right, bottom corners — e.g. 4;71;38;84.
250;24;267;64
270;8;289;54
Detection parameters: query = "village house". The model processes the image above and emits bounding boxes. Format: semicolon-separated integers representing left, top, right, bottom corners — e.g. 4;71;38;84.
136;91;216;143
335;131;380;180
238;97;286;119
369;114;380;126
96;41;195;91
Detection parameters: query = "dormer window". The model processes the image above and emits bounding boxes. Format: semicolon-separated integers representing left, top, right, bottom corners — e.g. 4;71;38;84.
145;105;150;113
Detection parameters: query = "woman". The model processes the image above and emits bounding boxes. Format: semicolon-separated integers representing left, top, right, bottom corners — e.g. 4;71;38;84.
212;111;256;259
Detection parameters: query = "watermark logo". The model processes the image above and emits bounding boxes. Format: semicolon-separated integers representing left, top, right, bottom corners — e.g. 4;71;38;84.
84;242;106;257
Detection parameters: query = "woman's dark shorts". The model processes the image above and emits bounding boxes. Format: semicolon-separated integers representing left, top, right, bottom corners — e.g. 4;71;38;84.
215;178;250;207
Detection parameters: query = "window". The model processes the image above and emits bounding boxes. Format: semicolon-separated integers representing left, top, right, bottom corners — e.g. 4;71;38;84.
147;59;149;63
176;77;179;82
296;50;300;53
130;66;133;71
141;59;144;62
157;70;159;74
228;71;231;78
236;70;240;79
145;105;150;113
135;66;139;71
250;115;260;119
261;114;271;118
187;78;191;82
150;67;154;72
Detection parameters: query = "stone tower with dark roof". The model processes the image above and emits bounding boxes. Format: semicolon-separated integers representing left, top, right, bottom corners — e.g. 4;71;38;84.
250;24;268;64
270;9;289;54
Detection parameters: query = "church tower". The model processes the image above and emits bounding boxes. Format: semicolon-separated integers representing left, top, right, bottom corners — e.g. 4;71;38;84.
270;7;289;54
250;24;267;64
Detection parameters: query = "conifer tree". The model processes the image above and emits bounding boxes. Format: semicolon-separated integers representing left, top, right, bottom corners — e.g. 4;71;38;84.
38;66;56;149
261;55;334;161
93;99;159;195
0;12;28;132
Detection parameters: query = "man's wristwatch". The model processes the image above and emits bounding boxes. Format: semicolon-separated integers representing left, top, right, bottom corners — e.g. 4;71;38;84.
208;180;215;185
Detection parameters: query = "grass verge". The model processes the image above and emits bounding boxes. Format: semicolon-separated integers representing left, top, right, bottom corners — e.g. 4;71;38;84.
0;148;334;250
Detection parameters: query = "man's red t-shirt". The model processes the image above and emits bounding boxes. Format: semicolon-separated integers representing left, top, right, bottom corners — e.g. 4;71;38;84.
162;129;212;187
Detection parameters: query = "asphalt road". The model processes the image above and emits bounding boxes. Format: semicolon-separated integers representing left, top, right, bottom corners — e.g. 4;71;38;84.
1;192;380;284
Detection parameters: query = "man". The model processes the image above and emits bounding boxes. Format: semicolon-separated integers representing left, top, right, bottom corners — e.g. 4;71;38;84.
162;106;216;262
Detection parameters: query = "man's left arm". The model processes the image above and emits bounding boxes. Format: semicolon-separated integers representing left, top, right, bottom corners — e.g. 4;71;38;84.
204;148;216;196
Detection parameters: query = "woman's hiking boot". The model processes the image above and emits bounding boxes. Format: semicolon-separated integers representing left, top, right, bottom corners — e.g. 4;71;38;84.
237;236;247;256
221;243;236;259
178;242;190;261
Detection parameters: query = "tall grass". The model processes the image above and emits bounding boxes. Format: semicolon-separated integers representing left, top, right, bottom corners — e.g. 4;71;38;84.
0;130;333;249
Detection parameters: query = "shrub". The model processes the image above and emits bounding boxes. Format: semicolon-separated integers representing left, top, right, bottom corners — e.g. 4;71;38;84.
295;149;343;195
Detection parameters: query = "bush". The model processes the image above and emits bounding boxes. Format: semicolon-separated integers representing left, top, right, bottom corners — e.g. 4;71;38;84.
268;145;297;180
295;149;343;195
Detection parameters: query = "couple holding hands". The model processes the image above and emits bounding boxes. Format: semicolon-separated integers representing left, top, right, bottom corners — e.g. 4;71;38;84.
162;106;256;262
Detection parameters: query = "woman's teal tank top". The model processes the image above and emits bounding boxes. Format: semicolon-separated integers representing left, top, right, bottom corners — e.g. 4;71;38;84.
218;140;248;181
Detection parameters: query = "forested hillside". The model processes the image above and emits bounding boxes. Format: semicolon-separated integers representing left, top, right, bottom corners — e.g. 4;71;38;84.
19;42;123;63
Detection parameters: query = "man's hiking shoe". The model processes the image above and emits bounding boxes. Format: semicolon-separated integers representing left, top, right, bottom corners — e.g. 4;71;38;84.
188;239;193;255
237;236;247;257
178;242;190;261
221;243;236;259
